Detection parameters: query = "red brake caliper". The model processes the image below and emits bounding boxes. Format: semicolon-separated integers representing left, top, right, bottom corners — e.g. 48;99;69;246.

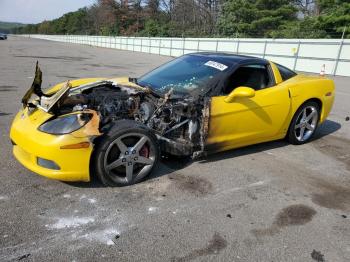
139;144;150;158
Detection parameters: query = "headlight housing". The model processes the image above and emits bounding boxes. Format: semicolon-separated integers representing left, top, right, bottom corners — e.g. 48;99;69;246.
38;113;92;135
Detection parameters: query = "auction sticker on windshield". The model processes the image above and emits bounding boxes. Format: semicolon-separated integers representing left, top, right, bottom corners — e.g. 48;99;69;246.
204;61;228;71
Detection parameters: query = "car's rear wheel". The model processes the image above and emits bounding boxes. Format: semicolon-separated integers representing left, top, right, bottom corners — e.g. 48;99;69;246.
287;101;320;145
92;121;159;186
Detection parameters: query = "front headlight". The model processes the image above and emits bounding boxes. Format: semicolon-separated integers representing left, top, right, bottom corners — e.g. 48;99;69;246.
38;113;92;135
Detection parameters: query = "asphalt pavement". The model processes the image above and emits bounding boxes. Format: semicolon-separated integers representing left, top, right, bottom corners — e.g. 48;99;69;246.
0;36;350;262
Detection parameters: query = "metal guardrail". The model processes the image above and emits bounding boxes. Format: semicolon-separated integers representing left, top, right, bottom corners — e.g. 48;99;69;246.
22;34;350;77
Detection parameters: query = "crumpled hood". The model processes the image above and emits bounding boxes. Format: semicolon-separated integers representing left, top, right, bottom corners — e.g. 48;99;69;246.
46;76;143;94
22;63;148;113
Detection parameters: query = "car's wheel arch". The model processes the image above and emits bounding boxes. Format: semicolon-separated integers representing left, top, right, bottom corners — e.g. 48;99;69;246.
285;98;322;140
305;98;322;113
89;119;160;185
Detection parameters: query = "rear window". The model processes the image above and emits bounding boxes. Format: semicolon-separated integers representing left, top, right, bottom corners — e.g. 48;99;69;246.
276;63;297;81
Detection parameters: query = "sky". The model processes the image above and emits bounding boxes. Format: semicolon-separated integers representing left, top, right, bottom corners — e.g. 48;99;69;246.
0;0;96;24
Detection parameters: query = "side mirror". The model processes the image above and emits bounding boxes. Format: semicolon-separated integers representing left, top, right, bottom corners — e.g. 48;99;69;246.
224;86;255;103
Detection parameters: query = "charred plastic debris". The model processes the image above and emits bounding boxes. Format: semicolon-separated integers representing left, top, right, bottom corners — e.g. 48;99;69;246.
23;63;210;158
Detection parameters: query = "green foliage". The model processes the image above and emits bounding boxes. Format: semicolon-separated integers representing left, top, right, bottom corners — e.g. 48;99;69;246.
270;19;329;38
142;19;161;36
217;0;297;37
0;21;26;33
10;0;350;38
316;1;350;38
139;19;170;37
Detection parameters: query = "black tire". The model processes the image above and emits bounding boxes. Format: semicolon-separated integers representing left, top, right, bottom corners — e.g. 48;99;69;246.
92;120;159;187
287;101;320;145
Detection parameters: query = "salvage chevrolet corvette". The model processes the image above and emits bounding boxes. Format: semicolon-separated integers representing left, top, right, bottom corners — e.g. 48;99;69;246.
10;53;335;186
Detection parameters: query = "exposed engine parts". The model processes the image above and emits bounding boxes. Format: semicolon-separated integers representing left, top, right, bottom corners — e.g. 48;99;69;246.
57;81;208;156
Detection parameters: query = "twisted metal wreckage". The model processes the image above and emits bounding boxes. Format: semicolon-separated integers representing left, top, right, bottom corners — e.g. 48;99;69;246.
22;62;210;158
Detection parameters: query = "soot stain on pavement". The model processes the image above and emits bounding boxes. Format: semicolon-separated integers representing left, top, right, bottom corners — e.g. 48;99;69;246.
0;85;18;92
171;233;227;261
311;183;350;211
88;63;102;68
252;204;316;237
13;55;88;61
168;173;213;196
103;64;126;69
275;204;316;227
87;63;126;69
312;135;350;171
56;75;79;79
304;175;350;211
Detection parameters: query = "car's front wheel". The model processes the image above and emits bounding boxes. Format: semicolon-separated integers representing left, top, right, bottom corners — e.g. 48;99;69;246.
287;101;320;145
92;121;159;187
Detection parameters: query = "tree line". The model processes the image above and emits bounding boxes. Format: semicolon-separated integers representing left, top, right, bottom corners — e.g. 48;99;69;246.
12;0;350;38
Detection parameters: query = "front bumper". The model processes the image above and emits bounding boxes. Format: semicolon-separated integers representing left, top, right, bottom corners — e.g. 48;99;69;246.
10;108;93;182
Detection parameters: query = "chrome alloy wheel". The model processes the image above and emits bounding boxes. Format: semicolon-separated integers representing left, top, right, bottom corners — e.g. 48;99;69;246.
294;105;318;142
103;133;156;183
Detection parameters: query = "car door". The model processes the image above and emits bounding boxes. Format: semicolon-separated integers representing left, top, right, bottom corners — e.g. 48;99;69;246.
205;62;291;152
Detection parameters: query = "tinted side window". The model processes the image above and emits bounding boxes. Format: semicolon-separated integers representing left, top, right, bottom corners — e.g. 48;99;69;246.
276;63;297;81
223;64;273;94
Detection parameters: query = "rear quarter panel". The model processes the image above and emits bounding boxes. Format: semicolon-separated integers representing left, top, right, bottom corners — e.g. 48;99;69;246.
287;74;335;124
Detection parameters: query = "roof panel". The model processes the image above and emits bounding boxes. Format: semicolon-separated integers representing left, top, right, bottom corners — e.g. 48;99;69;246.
188;52;267;66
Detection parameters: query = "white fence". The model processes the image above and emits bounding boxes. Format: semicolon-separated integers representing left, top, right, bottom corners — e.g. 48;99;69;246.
24;34;350;76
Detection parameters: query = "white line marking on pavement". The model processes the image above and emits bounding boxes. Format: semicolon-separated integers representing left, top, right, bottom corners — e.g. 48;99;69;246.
47;217;95;229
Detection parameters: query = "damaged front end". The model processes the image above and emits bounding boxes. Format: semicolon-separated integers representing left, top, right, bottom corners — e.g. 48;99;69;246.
22;62;209;157
22;62;71;112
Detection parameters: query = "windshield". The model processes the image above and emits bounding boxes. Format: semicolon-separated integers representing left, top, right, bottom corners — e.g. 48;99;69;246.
137;55;230;97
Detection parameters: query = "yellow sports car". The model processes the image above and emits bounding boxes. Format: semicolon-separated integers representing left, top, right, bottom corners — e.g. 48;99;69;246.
10;53;335;186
